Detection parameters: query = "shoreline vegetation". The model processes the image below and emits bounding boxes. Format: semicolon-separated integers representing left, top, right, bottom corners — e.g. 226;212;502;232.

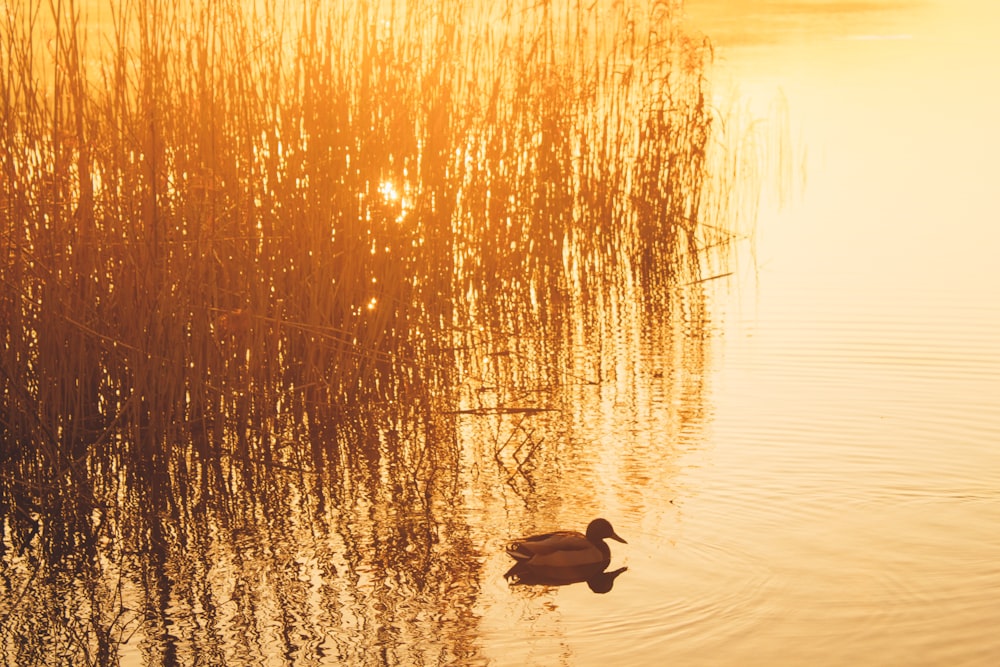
1;0;724;478
1;0;753;662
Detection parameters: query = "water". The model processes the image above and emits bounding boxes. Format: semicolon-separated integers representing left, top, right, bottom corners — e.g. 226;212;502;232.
633;0;1000;664
472;0;1000;664
3;1;999;665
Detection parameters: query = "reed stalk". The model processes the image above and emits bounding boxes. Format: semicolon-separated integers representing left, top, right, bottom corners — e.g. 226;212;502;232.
1;0;720;550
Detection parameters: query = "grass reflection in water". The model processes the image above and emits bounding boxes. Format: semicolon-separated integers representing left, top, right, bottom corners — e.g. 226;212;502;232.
0;0;752;664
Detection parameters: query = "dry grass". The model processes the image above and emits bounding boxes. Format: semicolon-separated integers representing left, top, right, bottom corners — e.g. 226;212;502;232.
0;2;745;663
0;0;723;551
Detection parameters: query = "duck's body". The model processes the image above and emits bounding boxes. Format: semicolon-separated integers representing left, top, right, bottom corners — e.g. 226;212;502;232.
505;518;626;569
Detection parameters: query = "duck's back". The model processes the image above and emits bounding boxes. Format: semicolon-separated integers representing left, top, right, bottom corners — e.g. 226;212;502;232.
506;530;607;567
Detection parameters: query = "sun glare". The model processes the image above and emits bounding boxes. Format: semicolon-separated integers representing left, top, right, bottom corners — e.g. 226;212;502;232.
377;179;413;223
378;180;399;202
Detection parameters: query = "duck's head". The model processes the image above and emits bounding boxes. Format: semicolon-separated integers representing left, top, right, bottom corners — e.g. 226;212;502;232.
586;518;627;544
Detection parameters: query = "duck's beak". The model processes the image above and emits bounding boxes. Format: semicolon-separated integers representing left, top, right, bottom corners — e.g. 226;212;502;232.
610;531;627;544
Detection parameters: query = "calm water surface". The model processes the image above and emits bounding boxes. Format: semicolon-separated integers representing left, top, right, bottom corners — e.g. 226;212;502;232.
477;1;1000;665
591;1;1000;665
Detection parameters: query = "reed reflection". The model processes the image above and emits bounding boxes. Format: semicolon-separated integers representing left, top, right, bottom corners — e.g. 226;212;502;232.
0;0;745;664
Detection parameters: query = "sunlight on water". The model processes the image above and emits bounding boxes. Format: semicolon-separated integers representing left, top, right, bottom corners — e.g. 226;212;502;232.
674;1;1000;665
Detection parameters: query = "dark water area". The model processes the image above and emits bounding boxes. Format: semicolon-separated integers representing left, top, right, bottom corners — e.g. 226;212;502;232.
2;275;715;664
0;281;717;666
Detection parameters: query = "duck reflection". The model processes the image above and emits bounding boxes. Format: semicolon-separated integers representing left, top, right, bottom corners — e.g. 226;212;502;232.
504;518;628;593
505;560;628;594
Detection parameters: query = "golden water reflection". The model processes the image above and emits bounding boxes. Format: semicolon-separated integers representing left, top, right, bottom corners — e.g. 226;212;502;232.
0;287;712;664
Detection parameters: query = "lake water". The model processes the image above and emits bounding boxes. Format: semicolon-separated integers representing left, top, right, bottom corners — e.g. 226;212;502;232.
597;1;1000;664
474;1;1000;665
3;1;999;665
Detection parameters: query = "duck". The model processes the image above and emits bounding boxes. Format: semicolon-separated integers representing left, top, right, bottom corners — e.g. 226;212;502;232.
505;518;627;569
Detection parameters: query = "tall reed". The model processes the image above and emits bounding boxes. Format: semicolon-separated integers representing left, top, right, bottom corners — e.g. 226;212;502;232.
0;2;739;662
1;0;721;551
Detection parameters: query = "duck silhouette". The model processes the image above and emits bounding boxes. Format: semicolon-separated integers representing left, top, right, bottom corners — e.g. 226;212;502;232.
504;518;627;593
505;518;627;568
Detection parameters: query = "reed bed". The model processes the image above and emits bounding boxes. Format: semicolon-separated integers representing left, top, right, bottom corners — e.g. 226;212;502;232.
1;0;722;555
0;1;740;662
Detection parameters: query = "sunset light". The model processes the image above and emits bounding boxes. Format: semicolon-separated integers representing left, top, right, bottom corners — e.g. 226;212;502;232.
2;1;997;665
